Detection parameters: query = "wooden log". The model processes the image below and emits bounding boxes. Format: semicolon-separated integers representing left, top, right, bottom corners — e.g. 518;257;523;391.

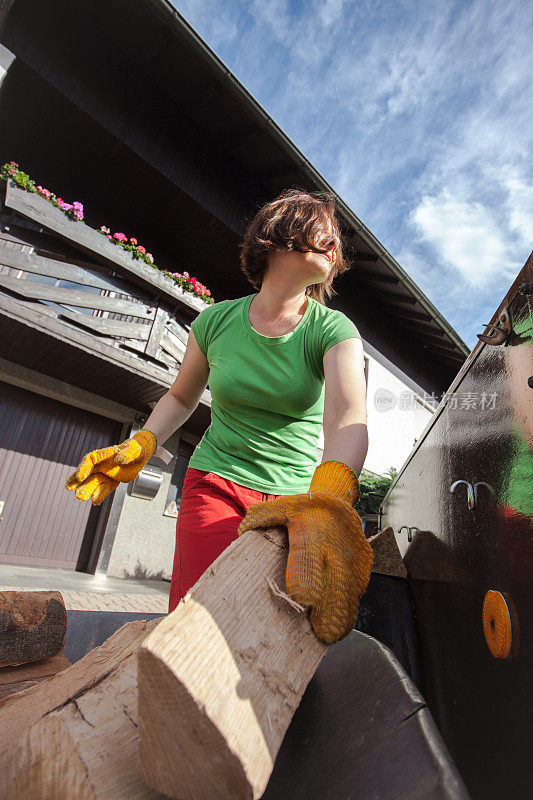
0;618;162;800
0;591;67;668
0;652;70;699
138;527;330;800
367;525;408;578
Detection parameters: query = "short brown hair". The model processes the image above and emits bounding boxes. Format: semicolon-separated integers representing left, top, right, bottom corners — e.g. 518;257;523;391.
239;188;351;305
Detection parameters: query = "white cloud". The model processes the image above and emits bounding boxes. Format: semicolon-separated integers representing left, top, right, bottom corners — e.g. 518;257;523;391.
410;191;513;285
505;176;533;242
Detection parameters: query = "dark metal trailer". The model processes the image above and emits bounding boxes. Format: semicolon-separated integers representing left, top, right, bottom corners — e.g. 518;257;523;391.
378;252;533;799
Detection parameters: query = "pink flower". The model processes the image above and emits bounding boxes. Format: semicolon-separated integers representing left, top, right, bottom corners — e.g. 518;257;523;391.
113;232;127;242
36;185;53;199
146;253;154;263
137;245;146;254
130;238;137;245
106;234;113;240
100;225;110;234
182;271;189;278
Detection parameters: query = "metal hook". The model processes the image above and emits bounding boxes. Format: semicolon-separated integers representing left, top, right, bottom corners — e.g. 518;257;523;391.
450;480;475;511
473;481;496;506
477;307;512;346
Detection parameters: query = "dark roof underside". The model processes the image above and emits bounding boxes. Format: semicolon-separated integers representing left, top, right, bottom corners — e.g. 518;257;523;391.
0;0;469;398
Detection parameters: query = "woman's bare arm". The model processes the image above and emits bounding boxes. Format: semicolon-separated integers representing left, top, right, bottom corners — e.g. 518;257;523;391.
142;331;210;445
321;337;368;476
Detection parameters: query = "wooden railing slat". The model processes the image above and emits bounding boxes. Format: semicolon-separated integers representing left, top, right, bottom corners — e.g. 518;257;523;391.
166;316;189;345
0;273;155;318
145;306;169;358
160;331;185;363
0;242;151;298
57;308;151;340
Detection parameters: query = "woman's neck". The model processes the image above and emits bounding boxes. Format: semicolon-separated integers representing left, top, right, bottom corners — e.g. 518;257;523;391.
252;283;308;321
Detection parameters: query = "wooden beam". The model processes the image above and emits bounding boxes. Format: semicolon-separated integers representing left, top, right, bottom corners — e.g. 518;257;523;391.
0;273;155;318
160;330;185;363
166;316;189;345
423;347;465;364
144;305;168;357
0;241;150;298
379;304;433;323
355;270;398;284
57;308;151;340
354;253;379;264
0;357;138;422
367;288;418;305
393;317;460;342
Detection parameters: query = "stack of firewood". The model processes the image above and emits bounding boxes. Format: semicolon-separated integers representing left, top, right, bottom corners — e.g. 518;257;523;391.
0;527;398;799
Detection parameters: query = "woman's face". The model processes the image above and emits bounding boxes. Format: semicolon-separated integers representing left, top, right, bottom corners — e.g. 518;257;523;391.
267;220;339;287
298;246;337;283
265;246;335;289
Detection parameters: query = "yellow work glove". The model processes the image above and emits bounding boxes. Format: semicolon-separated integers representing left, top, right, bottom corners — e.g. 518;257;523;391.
65;429;157;506
237;460;373;645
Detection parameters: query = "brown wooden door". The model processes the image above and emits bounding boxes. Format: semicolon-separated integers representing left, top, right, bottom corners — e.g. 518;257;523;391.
0;381;123;569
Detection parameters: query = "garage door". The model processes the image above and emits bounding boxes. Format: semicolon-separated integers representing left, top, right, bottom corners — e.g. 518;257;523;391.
0;381;123;569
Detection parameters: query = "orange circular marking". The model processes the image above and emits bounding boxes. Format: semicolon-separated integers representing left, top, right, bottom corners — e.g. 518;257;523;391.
482;590;519;660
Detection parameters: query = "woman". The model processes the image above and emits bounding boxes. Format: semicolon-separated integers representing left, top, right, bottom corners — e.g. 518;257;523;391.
66;188;373;644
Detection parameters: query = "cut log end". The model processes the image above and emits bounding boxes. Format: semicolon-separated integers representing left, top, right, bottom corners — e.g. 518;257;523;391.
138;527;329;800
138;647;251;800
0;591;67;668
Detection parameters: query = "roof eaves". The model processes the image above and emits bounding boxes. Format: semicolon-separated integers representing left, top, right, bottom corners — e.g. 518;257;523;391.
145;0;469;357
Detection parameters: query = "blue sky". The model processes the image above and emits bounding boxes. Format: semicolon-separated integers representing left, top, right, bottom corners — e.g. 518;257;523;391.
172;0;533;349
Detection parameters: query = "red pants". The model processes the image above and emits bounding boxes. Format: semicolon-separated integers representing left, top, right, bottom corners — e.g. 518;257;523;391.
168;468;280;613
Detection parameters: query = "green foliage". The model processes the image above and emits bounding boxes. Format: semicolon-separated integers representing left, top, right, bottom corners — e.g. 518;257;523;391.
357;466;398;515
1;161;35;191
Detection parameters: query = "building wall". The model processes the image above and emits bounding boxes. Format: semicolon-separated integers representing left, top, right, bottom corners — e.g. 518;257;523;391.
105;428;191;582
365;350;434;476
105;469;177;582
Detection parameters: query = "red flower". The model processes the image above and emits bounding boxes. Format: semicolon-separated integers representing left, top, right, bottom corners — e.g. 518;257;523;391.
137;245;146;254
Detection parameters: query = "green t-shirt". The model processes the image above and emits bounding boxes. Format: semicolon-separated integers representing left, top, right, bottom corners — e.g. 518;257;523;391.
187;293;361;494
